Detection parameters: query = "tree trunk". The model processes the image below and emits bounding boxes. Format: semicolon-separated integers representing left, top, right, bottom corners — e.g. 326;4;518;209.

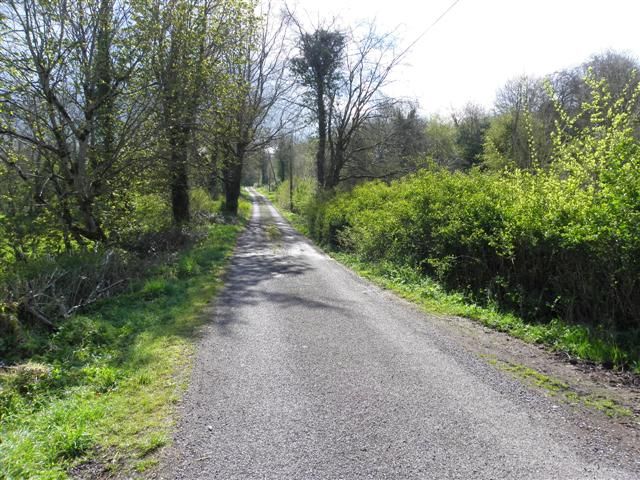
261;151;269;186
170;131;190;223
223;150;244;215
325;140;344;189
316;84;326;187
289;152;294;211
78;197;107;242
208;170;220;198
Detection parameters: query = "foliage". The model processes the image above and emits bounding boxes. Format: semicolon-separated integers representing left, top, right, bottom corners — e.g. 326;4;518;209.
0;198;249;479
272;177;316;215
301;83;640;370
424;115;460;168
290;29;346;93
0;0;151;242
0;0;264;362
0;187;238;360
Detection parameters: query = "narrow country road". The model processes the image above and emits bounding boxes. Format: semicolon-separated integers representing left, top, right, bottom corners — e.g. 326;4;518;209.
161;189;638;479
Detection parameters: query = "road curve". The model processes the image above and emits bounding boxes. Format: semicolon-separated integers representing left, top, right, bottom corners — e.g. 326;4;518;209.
161;189;638;479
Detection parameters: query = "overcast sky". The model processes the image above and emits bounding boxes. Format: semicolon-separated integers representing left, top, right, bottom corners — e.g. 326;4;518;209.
289;0;640;115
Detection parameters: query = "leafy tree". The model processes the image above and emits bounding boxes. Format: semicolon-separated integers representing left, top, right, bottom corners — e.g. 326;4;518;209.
215;3;294;214
0;0;150;243
452;104;490;168
424;115;460;169
142;0;223;223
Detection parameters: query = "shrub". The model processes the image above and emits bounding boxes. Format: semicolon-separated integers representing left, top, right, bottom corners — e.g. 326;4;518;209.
304;79;640;350
273;178;316;215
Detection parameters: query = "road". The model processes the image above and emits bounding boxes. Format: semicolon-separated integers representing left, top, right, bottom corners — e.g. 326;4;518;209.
161;189;638;479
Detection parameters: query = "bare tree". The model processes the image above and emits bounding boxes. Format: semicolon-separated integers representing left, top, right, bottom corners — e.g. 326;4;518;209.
340;102;428;183
290;17;405;188
326;24;405;187
213;3;297;214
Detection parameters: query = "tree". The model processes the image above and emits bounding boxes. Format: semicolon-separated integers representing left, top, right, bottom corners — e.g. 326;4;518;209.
290;28;345;188
452;104;490;169
325;24;403;187
212;3;295;214
487;76;547;170
275;135;294;183
0;0;150;244
341;103;427;184
291;20;404;189
424;115;460;169
143;0;222;223
546;51;640;133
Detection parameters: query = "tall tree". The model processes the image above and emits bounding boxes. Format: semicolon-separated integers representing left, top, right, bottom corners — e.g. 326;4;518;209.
214;3;294;214
291;28;345;188
144;0;219;224
291;21;403;188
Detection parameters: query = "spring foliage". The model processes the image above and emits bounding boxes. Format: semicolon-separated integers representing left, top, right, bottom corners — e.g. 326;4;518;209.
302;76;640;365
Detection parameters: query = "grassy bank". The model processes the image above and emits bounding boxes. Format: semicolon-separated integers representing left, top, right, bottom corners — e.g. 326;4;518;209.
0;199;250;479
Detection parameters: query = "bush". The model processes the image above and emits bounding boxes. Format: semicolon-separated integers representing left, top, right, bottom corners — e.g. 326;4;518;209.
304;80;640;361
273;178;316;215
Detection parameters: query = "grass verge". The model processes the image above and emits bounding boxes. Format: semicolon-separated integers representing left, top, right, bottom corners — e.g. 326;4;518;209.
0;200;250;479
332;256;639;373
482;356;633;418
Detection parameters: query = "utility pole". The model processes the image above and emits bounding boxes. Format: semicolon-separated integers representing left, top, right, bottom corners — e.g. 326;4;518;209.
289;153;294;211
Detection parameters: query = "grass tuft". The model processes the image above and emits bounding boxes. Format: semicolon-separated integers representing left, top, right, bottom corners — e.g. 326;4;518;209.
485;356;633;418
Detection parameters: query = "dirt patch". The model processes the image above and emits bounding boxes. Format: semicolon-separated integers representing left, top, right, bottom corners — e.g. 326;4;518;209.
69;459;112;480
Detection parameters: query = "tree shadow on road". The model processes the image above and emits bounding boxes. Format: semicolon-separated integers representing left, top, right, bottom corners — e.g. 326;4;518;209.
209;204;347;336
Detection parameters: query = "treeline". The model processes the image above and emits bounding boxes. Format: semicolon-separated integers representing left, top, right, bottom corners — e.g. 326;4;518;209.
269;52;640;369
265;51;640;188
0;0;294;355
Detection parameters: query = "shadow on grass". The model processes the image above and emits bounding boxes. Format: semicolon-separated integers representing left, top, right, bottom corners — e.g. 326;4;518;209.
0;219;247;478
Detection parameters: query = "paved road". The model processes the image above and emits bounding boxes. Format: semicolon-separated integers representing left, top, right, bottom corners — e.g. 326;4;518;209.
163;189;638;479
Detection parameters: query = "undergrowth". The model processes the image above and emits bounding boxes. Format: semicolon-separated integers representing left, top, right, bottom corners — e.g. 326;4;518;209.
0;195;250;479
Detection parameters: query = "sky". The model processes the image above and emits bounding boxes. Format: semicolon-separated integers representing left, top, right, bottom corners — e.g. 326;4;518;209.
289;0;640;115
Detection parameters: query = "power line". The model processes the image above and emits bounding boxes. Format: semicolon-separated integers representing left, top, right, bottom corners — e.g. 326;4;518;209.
406;0;463;52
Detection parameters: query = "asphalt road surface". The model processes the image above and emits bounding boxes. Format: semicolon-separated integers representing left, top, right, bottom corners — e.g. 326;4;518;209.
162;189;638;479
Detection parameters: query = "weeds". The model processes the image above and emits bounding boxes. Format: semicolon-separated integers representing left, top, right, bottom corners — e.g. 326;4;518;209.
485;357;633;418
